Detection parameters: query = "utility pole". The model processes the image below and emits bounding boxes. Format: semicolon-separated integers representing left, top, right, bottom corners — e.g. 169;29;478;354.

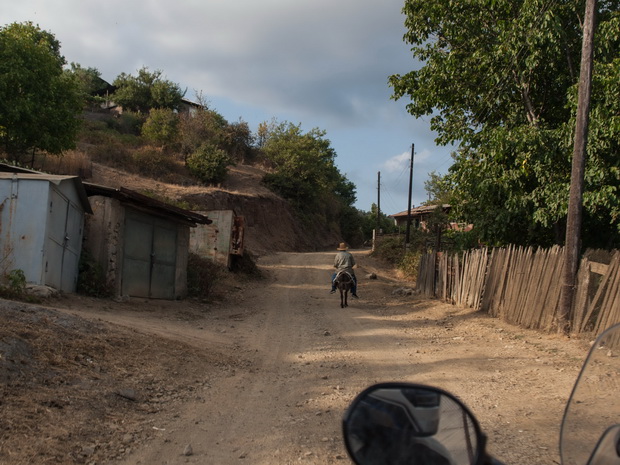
377;172;381;234
404;144;414;250
558;0;597;333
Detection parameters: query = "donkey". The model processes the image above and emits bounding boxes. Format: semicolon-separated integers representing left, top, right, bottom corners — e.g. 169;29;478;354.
334;271;354;308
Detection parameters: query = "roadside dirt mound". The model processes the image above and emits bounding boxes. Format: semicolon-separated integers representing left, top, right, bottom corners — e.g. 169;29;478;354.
0;298;243;464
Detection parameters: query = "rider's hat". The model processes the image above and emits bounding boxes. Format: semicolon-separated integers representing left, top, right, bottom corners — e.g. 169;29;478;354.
337;242;348;250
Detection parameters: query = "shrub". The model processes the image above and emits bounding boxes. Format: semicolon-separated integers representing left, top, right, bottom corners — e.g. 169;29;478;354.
186;142;233;185
0;269;39;302
398;251;420;280
107;111;144;135
141;108;179;147
187;253;226;300
1;269;26;297
372;236;407;265
76;251;111;297
371;235;421;281
132;146;176;178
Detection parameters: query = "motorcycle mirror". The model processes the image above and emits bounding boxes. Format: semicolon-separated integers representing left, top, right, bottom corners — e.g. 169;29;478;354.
560;323;620;465
342;382;485;465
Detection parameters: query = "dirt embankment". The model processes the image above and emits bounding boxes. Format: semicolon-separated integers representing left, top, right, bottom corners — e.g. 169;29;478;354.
89;162;341;256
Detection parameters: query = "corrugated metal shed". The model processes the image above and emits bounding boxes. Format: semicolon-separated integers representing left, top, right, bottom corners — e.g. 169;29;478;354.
82;184;211;300
0;173;91;292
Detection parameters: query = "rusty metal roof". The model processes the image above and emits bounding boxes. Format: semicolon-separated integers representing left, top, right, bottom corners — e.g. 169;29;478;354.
83;183;211;226
390;204;451;219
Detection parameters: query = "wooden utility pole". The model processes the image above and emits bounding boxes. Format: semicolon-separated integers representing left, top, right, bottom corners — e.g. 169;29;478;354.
405;144;414;250
558;0;597;333
377;172;381;234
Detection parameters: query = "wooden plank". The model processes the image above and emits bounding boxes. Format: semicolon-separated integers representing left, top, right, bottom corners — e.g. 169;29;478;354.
571;258;591;334
580;252;619;332
590;261;608;275
542;246;564;330
595;254;620;334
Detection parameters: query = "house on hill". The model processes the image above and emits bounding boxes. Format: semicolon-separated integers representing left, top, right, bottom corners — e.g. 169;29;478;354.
390;204;473;232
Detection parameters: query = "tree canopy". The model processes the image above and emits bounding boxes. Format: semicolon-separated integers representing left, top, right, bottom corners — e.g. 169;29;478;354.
0;22;82;161
390;0;620;248
112;67;185;113
261;121;356;209
260;120;360;243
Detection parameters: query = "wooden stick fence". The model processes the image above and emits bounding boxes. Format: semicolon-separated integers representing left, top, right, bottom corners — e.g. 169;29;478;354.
416;246;620;337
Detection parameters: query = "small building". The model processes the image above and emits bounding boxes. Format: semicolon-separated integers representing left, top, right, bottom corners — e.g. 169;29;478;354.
390;204;451;230
390;204;473;232
189;210;244;268
0;173;92;292
83;184;211;300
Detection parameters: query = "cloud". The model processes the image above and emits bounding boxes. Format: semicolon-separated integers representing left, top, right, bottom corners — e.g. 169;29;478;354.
383;151;410;174
1;0;456;212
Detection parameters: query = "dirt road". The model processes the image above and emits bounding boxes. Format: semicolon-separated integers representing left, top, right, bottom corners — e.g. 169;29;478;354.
1;250;594;464
110;251;590;465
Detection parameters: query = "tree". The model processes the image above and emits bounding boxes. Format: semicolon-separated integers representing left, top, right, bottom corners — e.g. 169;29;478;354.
112;67;185;113
141;108;180;148
423;170;452;205
68;63;109;108
260;120;359;243
262;121;342;207
186;142;234;185
390;1;620;248
179;106;228;159
0;22;82;162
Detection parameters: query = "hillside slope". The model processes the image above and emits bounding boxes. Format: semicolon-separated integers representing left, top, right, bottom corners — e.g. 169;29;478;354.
89;162;342;255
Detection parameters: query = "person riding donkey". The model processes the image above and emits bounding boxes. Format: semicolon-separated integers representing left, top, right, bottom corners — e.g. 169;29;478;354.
331;242;359;298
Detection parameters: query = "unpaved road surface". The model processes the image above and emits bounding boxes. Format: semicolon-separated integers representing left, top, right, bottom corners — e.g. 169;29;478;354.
1;250;593;465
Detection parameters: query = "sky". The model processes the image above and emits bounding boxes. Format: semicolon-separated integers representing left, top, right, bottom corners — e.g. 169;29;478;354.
1;0;455;214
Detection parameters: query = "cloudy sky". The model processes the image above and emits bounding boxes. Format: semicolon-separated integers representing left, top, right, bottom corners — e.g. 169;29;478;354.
2;0;455;213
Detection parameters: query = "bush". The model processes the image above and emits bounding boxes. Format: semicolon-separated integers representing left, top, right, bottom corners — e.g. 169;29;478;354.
398;251;420;280
0;269;26;299
372;236;407;265
371;235;421;281
187;253;226;300
76;251;111;297
141;108;179;147
132;146;176;178
107;111;144;135
186;142;233;185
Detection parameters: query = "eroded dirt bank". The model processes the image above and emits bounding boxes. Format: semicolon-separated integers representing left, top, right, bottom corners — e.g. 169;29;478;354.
1;251;592;465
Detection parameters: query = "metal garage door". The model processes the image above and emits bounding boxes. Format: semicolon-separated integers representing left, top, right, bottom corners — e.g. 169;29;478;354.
122;210;178;299
45;188;83;292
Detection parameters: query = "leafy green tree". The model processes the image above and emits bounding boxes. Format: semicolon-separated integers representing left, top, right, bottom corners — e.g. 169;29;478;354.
141;108;180;147
262;121;346;207
186;142;234;185
0;22;82;162
112;67;185;113
68;63;109;108
360;204;398;239
423;170;452;205
260;120;359;243
390;1;620;248
179;106;228;158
